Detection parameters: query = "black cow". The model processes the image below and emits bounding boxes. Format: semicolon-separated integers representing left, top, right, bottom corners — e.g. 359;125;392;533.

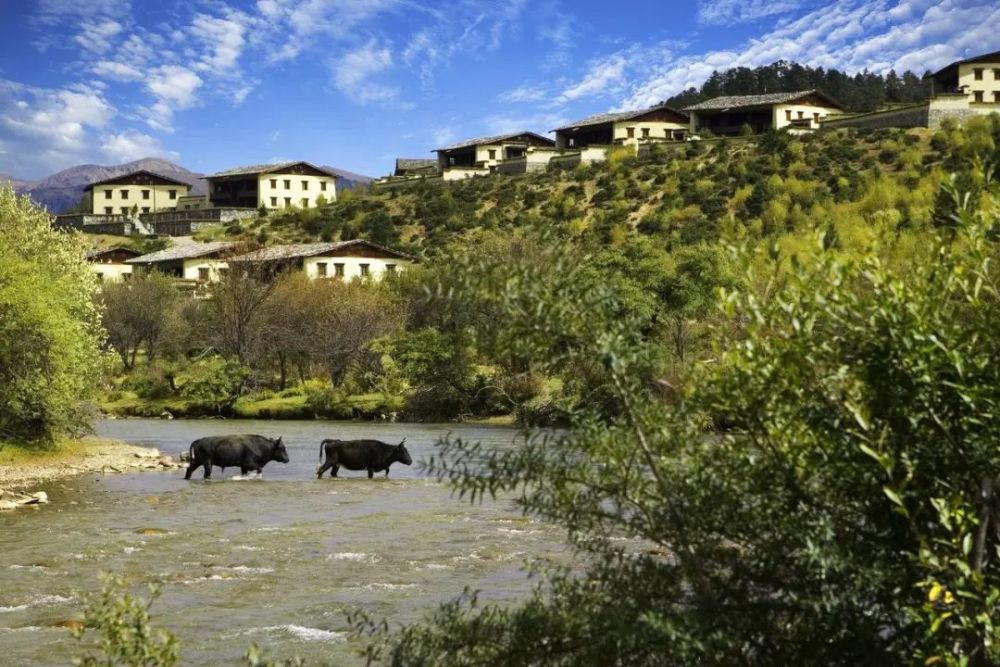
184;434;289;480
316;438;412;479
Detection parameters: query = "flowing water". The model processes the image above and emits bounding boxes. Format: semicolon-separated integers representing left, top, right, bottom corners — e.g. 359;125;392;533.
0;419;570;666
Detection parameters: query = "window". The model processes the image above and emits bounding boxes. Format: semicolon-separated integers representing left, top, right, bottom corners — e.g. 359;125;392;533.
813;112;821;122
320;181;327;191
994;68;1000;80
121;189;129;199
270;179;277;188
785;110;792;121
283;179;290;189
198;267;210;282
270;196;277;207
301;198;309;207
488;149;496;160
334;263;345;278
284;197;291;207
104;206;113;214
385;263;397;274
626;127;635;138
169;190;177;199
797;110;804;119
974;67;984;80
994;92;1000;103
316;262;328;277
360;263;370;277
974;91;984;103
301;180;308;190
120;207;129;215
141;207;150;213
142;190;150;200
104;190;112;199
641;128;650;138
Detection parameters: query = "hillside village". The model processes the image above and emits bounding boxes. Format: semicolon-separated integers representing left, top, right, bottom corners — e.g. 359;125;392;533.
39;48;1000;288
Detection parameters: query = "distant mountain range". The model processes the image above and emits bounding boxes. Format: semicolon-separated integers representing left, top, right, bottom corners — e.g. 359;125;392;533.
3;158;373;214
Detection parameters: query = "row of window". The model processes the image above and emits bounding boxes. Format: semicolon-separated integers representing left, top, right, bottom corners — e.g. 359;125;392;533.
267;179;329;191
268;197;312;208
104;206;151;214
103;189;177;200
784;110;824;122
972;91;1000;103
192;263;396;281
972;68;1000;81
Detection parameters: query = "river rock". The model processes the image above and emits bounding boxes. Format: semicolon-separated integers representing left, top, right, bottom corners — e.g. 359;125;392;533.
0;499;17;511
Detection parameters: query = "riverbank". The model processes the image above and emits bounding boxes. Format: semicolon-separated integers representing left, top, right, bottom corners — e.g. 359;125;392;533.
0;437;183;494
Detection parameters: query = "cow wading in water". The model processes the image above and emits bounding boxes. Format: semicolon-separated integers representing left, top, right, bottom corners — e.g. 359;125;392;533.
317;438;412;479
184;434;289;480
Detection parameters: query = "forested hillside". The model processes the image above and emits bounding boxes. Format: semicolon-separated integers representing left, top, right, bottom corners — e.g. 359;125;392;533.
663;59;930;111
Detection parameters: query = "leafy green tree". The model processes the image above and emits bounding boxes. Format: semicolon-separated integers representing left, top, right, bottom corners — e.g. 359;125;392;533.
100;272;181;368
0;187;106;444
355;202;1000;666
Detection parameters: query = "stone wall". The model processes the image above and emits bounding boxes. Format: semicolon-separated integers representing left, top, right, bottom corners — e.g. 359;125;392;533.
822;104;930;131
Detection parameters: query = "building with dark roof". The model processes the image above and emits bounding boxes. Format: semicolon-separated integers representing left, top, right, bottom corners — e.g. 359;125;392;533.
553;104;689;149
85;246;142;283
85;170;190;216
127;242;235;282
684;90;844;136
206;161;340;210
434;132;555;179
927;49;1000;104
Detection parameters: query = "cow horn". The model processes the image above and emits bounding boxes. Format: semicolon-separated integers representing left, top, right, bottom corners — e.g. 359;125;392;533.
398;438;406;447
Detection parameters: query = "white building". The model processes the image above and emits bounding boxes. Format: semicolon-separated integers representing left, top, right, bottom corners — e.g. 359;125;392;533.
685;90;845;135
127;242;235;283
206;162;339;210
227;241;413;281
85;170;190;216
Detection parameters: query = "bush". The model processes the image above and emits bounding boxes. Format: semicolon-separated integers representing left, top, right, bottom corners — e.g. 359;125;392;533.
179;358;250;414
0;187;107;444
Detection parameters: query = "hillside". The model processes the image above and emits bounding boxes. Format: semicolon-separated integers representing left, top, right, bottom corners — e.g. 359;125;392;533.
225;123;974;262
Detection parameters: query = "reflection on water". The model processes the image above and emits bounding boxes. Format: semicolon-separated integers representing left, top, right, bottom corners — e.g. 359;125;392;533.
0;419;568;666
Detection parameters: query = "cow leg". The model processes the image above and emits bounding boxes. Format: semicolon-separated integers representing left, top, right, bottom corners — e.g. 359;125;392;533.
241;466;250;476
203;460;212;479
385;468;390;478
330;465;338;478
316;461;331;479
184;460;198;480
368;468;374;479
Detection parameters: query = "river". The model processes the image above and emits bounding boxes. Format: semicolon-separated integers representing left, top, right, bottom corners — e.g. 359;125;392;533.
0;419;570;666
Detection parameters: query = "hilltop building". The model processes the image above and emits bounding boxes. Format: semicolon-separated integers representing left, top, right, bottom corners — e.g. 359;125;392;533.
824;50;1000;131
86;246;141;283
684;90;845;136
434;132;555;180
206;162;339;210
554;104;689;149
85;170;190;216
227;241;413;281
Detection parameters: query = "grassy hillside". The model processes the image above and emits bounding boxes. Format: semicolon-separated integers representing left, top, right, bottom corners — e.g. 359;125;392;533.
187;123;982;263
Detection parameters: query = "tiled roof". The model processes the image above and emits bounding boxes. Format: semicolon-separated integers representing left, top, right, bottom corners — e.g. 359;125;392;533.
436;131;554;152
395;158;437;171
554;103;687;131
683;90;841;111
127;242;235;264
85;170;190;190
207;161;341;179
228;240;414;262
86;246;141;260
930;49;1000;78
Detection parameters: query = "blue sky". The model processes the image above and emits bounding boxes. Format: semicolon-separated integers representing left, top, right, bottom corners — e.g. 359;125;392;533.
0;0;997;179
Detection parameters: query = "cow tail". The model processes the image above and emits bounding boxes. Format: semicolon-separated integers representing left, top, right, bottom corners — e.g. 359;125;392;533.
319;440;324;462
188;442;195;462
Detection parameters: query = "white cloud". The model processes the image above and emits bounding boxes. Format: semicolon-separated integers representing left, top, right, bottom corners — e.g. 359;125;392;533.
101;130;178;163
332;40;399;105
0;79;116;176
91;60;143;81
142;66;203;131
190;12;247;71
74;19;123;53
559;55;628;103
698;0;807;26
501;84;551;104
484;111;566;136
